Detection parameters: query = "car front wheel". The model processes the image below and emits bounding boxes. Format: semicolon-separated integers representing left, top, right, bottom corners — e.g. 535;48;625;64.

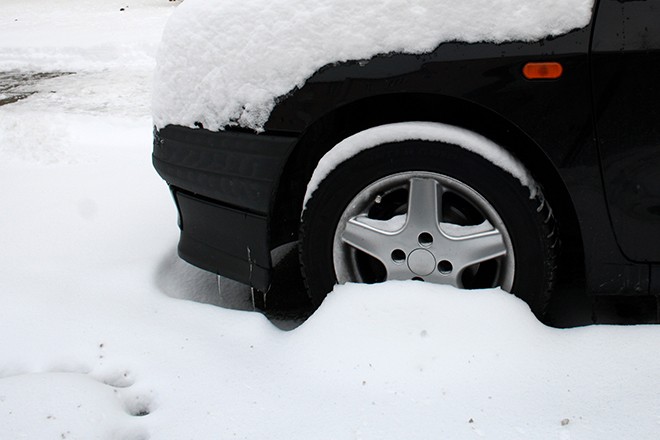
300;140;558;316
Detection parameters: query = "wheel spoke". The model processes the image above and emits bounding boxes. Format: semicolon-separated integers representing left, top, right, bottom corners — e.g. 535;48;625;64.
341;215;399;262
405;177;442;230
451;227;507;274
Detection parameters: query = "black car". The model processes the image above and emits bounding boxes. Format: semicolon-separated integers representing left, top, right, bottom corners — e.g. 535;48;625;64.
153;0;660;317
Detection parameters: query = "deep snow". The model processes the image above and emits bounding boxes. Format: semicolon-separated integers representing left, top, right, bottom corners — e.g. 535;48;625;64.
1;1;660;439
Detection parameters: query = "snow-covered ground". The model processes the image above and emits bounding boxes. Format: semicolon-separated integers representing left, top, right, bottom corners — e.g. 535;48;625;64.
1;1;660;439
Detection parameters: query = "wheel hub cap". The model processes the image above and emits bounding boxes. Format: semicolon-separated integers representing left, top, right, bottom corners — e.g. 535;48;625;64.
407;248;436;276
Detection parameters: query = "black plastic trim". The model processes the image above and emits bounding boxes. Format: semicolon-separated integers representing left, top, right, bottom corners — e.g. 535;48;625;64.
153;125;296;214
174;189;271;292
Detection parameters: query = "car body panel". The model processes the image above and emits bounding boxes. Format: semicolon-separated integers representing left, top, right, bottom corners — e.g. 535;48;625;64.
592;0;660;262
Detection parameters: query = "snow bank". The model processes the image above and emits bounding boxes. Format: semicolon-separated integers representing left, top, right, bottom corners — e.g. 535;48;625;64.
153;0;594;131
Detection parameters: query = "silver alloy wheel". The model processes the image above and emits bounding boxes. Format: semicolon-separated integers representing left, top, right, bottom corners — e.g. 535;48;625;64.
332;172;515;290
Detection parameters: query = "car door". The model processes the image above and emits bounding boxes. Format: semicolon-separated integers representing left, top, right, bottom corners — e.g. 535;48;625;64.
591;0;660;262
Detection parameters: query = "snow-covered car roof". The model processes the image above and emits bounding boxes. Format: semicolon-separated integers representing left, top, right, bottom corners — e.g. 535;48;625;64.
152;0;595;132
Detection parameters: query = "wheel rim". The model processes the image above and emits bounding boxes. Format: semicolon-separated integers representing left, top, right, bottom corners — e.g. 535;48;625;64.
332;172;515;291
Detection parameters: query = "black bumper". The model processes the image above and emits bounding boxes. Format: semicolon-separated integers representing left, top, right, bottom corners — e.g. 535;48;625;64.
153;125;296;291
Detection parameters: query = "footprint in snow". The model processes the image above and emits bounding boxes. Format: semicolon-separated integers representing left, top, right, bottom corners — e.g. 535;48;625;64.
0;367;154;439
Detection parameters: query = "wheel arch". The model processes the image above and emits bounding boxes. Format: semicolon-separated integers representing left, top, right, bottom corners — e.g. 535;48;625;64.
270;92;584;280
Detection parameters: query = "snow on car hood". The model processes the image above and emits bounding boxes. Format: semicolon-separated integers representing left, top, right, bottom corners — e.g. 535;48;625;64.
152;0;594;132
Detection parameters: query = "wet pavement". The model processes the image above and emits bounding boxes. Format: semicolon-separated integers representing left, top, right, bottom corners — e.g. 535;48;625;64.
0;70;73;107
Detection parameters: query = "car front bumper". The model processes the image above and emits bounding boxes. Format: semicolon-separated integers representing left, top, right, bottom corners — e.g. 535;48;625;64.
153;125;296;291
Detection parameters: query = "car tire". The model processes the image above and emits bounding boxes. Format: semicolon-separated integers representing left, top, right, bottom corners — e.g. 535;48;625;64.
299;140;558;316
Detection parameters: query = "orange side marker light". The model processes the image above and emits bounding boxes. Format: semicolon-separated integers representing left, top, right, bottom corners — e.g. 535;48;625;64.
522;62;563;80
